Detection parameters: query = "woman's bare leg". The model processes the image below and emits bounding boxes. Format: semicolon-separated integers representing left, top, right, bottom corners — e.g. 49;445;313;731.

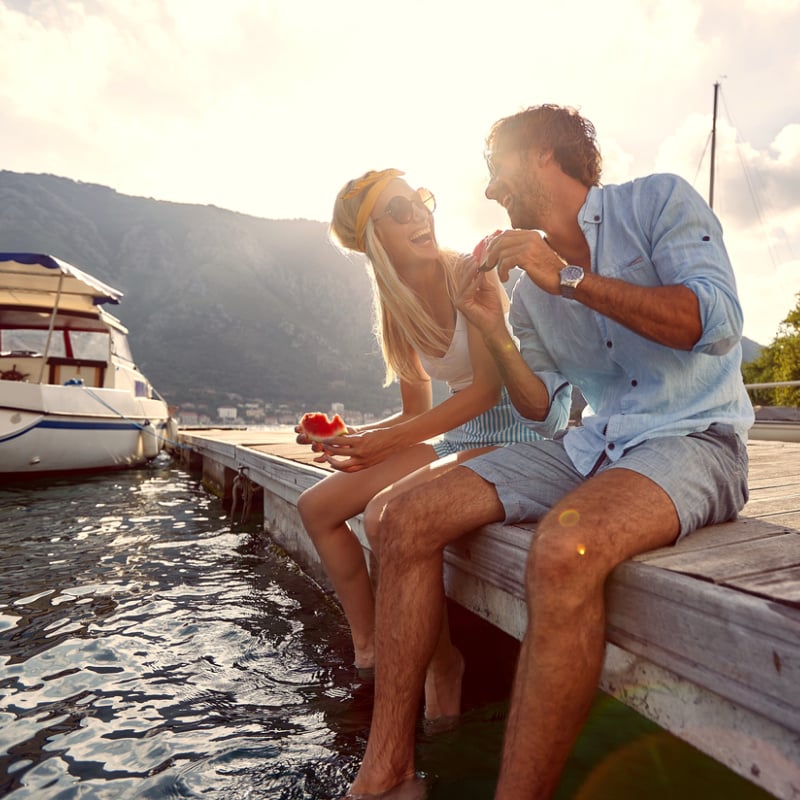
297;443;437;668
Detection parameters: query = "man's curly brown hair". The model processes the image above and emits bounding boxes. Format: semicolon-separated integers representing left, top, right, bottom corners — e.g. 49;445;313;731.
486;104;603;188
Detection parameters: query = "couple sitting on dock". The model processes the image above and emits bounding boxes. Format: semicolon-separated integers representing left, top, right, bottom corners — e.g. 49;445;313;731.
294;104;754;799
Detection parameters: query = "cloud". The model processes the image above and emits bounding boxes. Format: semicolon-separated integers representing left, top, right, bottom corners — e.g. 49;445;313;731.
1;0;799;342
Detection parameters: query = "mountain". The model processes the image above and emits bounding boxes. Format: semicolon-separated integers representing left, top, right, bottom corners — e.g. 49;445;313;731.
0;170;765;419
0;170;398;418
741;337;763;364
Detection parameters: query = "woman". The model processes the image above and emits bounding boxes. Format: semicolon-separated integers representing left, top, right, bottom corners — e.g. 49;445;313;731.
296;168;539;721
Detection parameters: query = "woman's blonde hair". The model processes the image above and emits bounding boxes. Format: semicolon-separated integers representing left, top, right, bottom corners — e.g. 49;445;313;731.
331;169;459;387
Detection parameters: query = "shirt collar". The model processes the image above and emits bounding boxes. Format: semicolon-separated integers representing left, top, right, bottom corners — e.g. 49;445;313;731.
579;185;603;226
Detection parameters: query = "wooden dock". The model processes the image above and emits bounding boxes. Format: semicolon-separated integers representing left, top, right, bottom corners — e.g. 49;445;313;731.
175;427;800;800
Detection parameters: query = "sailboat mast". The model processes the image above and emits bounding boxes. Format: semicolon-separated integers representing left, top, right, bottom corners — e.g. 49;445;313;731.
709;81;720;209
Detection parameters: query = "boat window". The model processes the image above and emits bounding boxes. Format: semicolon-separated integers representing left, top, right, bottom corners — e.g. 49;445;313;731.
109;328;135;365
68;330;109;361
0;329;64;357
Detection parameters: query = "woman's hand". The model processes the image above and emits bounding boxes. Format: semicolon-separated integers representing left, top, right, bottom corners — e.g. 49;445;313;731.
456;259;509;343
294;424;310;445
294;424;331;462
317;427;402;473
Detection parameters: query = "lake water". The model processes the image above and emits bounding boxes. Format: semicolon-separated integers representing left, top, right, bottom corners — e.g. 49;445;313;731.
0;457;774;799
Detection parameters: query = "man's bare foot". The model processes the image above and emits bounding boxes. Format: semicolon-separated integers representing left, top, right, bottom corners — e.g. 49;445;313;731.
423;646;464;721
344;773;426;799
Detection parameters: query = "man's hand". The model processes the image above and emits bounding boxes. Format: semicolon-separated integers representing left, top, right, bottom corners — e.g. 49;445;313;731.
485;229;565;293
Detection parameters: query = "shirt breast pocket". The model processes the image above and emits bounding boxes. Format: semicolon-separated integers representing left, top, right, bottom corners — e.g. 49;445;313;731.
613;253;661;287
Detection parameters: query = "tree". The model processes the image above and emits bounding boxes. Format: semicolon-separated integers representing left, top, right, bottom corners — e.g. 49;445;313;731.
742;292;800;406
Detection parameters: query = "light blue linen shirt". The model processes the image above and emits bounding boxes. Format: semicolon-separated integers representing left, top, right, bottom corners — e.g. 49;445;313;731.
509;172;755;476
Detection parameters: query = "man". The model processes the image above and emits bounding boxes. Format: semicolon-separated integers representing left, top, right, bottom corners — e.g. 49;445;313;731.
346;104;753;799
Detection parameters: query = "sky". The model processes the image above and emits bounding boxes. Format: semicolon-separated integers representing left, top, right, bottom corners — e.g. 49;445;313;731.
2;0;799;345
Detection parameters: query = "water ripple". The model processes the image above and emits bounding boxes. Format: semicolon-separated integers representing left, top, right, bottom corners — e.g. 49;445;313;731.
0;462;364;799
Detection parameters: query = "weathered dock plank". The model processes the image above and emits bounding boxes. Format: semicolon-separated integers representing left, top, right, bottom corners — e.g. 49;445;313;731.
176;428;800;799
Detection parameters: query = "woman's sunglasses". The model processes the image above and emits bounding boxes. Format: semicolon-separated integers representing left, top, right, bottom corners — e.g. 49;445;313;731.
375;188;436;225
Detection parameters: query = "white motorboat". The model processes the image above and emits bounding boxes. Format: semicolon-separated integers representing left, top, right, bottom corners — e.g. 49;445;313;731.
0;252;174;478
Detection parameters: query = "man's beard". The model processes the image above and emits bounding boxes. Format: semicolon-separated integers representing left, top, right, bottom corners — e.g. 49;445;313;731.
510;178;550;231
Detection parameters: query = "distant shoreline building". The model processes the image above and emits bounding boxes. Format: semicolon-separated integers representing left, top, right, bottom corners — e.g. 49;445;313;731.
217;406;238;424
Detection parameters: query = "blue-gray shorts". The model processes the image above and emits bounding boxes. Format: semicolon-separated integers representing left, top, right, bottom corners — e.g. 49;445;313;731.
462;423;749;539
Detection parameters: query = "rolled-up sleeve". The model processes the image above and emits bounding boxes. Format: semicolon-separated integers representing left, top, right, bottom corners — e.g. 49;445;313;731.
687;276;744;355
646;175;745;357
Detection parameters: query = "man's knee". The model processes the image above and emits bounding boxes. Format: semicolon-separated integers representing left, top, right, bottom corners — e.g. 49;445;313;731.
377;486;447;564
377;466;498;562
379;492;421;551
524;520;609;606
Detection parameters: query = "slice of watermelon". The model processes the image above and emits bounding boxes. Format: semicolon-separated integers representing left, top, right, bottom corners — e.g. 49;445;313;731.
472;229;502;271
298;412;348;442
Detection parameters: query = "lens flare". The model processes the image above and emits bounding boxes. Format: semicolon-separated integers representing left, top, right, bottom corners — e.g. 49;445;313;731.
558;508;580;527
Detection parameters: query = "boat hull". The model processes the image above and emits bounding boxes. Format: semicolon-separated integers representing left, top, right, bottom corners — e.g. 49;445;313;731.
0;382;169;476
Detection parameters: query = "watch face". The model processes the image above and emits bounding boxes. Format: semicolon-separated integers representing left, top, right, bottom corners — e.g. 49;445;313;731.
561;266;583;283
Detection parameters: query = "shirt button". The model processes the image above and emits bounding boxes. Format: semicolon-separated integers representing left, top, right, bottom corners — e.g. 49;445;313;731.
606;341;613;348
594;215;601;221
608;442;616;451
631;379;638;387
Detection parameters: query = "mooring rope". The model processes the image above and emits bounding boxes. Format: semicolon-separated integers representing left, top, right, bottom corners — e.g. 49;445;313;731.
231;466;255;525
78;384;187;451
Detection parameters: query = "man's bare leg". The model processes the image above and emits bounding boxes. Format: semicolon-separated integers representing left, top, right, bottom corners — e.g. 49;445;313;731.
348;465;505;796
361;447;495;723
494;469;680;799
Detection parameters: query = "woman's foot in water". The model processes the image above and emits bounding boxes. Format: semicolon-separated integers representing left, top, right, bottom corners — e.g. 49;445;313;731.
353;641;375;682
423;646;464;726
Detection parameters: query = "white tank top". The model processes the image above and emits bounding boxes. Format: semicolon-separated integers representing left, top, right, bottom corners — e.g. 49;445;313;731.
416;311;473;392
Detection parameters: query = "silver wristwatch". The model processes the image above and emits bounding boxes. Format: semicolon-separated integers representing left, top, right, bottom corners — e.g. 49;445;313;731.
559;265;585;299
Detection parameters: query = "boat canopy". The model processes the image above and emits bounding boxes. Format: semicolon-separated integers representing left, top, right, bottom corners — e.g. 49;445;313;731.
0;253;123;306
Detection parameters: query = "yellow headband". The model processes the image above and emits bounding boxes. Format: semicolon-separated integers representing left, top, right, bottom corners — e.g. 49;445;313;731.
343;169;405;252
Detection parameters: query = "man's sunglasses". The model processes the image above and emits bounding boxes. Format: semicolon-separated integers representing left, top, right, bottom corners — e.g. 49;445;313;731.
375;188;436;225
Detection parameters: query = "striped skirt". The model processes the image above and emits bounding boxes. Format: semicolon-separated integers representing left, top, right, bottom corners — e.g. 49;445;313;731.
432;387;542;458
